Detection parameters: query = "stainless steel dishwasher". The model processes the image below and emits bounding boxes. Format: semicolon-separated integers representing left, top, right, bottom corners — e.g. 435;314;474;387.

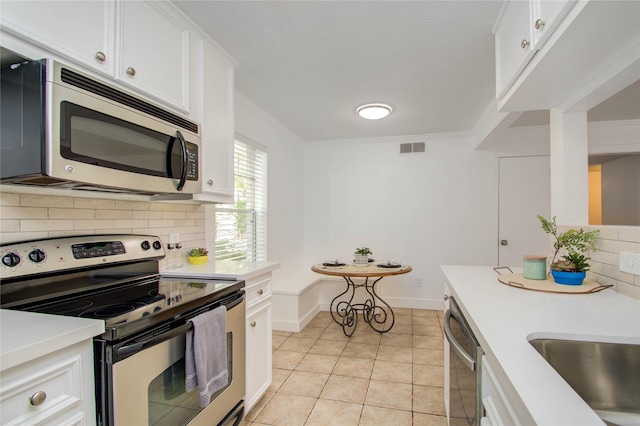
444;294;483;426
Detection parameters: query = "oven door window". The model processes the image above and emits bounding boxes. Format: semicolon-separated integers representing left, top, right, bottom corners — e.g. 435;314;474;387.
59;101;183;178
147;333;233;426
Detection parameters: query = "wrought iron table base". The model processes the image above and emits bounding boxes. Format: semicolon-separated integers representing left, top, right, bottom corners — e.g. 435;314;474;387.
330;276;395;336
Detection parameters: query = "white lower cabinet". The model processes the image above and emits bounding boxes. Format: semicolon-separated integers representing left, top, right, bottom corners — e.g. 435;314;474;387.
245;274;272;414
0;340;96;426
481;356;520;426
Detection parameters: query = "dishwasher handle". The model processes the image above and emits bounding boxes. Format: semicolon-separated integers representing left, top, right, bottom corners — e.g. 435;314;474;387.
443;308;476;370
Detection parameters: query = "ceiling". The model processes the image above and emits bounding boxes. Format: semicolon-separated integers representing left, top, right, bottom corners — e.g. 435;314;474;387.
173;0;504;142
511;79;640;127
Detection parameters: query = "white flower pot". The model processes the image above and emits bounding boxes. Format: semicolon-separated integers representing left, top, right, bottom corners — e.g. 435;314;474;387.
354;253;369;266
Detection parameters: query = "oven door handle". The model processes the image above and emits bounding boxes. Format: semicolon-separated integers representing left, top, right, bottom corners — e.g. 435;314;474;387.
116;292;244;358
117;322;192;357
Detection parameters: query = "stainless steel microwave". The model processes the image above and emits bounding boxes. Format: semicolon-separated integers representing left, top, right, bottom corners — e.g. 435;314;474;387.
0;59;201;195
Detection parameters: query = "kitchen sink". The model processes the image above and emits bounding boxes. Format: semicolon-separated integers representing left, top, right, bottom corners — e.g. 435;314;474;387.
529;338;640;426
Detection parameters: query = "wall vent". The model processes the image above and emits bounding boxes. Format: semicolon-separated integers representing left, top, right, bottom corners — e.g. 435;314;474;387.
399;142;426;154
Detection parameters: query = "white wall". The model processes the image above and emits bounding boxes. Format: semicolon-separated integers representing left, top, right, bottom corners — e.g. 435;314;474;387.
234;94;306;284
303;134;494;309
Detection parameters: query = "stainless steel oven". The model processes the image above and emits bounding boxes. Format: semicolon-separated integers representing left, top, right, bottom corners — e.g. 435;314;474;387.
0;235;245;426
444;294;483;426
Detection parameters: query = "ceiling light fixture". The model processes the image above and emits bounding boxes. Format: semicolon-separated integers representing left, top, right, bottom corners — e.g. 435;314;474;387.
356;103;392;120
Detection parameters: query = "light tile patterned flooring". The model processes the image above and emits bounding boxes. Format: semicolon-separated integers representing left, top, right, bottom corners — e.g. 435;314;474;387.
246;308;446;426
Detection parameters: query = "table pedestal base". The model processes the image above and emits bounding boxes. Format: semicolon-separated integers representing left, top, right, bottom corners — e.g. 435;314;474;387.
330;276;395;336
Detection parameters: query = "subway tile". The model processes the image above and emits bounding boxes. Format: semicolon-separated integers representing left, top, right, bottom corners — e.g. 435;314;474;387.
133;210;163;220
21;219;74;232
115;219;149;229
0;231;47;243
0;222;21;236
618;227;640;243
73;198;115;209
74;219;116;230
162;211;187;220
115;200;150;211
148;219;176;228
21;194;72;208
48;208;95;220
96;209;133;220
0;193;20;206
1;206;48;220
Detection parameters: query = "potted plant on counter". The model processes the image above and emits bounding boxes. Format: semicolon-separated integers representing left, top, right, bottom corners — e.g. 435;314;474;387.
187;247;209;265
538;215;599;285
354;247;372;266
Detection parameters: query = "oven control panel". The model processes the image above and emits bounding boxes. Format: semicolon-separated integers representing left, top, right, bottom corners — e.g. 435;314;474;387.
0;234;165;279
72;241;126;259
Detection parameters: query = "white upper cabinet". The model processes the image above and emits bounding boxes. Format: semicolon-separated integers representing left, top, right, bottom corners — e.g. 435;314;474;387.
494;0;639;112
192;40;235;203
1;0;190;113
0;0;116;75
117;1;190;112
531;0;576;48
494;0;536;100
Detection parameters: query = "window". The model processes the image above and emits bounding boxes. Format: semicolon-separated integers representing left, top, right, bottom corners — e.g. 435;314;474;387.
213;137;267;261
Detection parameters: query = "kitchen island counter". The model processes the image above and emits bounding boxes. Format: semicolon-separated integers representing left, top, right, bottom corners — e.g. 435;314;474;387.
161;260;280;281
441;265;640;426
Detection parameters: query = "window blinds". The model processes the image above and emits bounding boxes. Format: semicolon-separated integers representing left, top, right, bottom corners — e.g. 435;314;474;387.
213;139;267;261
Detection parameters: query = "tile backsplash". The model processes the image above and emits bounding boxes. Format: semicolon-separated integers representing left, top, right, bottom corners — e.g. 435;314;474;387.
0;192;206;268
558;225;640;300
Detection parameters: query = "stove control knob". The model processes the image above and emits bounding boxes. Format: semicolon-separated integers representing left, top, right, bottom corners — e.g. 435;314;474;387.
152;240;162;250
28;249;46;263
141;240;151;251
2;252;21;267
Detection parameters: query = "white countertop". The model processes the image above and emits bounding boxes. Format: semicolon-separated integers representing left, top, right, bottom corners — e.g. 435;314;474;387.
0;310;105;371
161;260;279;281
441;265;640;426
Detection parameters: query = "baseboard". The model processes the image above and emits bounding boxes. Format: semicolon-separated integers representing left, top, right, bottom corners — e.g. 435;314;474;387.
381;296;445;311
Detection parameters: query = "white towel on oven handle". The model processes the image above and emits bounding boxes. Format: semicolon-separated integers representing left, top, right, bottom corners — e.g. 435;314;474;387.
185;305;228;408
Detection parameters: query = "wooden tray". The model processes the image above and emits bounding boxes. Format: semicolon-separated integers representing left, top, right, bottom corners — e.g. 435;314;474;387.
494;268;613;294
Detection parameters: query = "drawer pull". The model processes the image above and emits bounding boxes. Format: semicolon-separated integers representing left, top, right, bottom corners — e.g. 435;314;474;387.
257;289;264;295
250;321;257;327
29;391;47;406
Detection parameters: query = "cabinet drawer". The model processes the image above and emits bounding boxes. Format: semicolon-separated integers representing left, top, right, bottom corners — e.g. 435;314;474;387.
0;355;83;425
246;278;271;308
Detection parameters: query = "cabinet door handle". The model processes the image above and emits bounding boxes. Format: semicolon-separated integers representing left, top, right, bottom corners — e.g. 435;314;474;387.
250;321;257;327
257;289;263;295
127;67;136;77
521;39;530;49
535;18;545;30
95;51;107;62
207;179;214;186
29;391;47;406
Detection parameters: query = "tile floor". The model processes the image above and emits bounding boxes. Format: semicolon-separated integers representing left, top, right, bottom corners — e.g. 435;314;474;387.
245;308;447;426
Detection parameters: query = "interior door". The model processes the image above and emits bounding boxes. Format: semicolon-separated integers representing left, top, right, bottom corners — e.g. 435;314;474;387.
498;156;551;266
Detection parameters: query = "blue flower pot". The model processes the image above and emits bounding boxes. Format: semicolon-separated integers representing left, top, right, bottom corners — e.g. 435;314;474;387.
551;270;586;286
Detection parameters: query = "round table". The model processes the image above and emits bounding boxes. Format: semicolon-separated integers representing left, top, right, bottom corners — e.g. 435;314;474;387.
311;262;412;336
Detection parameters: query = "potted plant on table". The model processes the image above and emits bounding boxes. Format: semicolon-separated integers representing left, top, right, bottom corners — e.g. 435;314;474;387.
187;247;209;265
538;215;599;285
354;247;372;266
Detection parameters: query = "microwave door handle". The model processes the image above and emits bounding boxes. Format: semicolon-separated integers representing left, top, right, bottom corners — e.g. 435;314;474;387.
443;308;476;370
175;130;188;191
